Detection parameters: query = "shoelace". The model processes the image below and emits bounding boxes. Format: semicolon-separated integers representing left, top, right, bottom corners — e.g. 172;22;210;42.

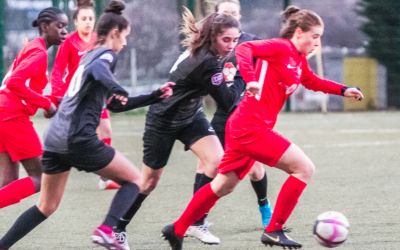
114;231;127;243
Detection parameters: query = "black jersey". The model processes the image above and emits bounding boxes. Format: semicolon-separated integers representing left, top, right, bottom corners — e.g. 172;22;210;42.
211;32;259;131
44;48;161;153
147;48;242;127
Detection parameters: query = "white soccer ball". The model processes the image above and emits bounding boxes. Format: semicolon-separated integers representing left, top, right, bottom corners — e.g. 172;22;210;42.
313;211;350;248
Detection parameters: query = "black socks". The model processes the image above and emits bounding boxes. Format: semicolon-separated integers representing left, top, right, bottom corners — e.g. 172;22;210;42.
0;206;47;249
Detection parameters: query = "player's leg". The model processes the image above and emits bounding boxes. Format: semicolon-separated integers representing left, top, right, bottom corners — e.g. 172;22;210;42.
114;125;174;249
162;150;253;250
0;170;70;249
0;153;19;187
92;150;142;249
247;162;272;227
182;117;223;244
97;110;120;190
241;130;311;248
0;119;43;209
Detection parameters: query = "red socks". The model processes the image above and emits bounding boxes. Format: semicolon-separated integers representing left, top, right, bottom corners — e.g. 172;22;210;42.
173;183;220;237
266;175;306;232
0;177;37;208
103;138;112;146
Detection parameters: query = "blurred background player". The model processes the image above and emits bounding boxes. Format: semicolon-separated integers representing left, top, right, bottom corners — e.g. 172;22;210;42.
112;7;242;248
0;1;173;249
0;7;68;209
50;0;119;191
190;0;272;234
161;5;364;250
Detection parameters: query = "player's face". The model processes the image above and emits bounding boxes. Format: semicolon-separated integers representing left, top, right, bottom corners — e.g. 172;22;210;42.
75;8;95;36
112;26;131;53
214;27;240;57
217;2;241;21
296;25;324;55
44;14;68;46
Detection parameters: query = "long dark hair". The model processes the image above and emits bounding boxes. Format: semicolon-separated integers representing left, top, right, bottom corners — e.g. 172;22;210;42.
280;5;323;39
96;0;130;45
180;6;239;56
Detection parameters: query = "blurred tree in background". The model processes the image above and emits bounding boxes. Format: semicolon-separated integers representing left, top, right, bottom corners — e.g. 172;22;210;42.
357;0;400;108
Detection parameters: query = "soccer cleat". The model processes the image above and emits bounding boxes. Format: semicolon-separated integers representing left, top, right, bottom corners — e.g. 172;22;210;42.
161;224;183;250
261;229;302;249
185;221;220;245
259;201;273;227
92;224;124;250
113;229;130;250
98;179;121;190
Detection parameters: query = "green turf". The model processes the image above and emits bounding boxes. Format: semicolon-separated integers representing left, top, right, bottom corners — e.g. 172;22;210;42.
1;111;399;249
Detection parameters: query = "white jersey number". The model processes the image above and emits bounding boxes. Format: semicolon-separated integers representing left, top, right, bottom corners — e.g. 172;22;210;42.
67;65;84;97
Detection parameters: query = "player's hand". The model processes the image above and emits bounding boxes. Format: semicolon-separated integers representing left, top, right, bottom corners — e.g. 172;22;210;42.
344;87;364;101
159;82;175;98
44;102;57;119
111;94;128;105
246;81;261;98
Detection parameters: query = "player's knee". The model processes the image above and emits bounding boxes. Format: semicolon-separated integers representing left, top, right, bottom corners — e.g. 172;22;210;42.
140;176;160;194
248;163;265;181
217;182;236;196
300;161;315;181
38;202;60;217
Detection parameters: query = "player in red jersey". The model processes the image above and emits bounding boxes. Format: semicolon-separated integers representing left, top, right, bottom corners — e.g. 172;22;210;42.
0;7;68;209
50;0;119;190
161;5;364;250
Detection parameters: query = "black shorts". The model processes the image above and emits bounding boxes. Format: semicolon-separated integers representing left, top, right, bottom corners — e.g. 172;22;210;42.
42;139;115;174
143;113;215;169
211;115;228;148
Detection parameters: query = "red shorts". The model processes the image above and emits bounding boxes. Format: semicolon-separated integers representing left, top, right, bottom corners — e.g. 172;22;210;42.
218;127;291;180
100;108;110;119
0;116;43;162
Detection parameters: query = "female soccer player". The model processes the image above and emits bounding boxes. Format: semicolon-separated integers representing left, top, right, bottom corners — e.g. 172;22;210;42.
205;0;272;227
113;7;241;248
0;7;68;209
161;5;364;250
0;1;173;249
50;0;119;190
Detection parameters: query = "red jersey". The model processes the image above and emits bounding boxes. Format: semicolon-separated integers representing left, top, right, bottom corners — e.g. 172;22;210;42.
51;31;96;98
233;38;346;131
0;37;51;120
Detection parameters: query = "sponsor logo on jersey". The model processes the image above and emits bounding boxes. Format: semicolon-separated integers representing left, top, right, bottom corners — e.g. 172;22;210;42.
211;72;224;86
222;62;237;83
78;51;87;56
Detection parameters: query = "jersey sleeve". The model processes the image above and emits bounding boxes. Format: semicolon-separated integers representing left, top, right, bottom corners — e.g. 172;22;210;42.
300;56;346;95
235;39;280;83
90;56;128;96
107;89;162;112
204;60;243;112
51;39;70;98
5;49;51;110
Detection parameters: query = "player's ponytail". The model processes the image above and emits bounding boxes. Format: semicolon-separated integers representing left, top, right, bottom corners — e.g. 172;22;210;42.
280;5;323;39
96;0;129;45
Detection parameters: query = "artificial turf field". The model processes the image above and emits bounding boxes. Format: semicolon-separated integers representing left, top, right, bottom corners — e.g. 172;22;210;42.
1;111;399;250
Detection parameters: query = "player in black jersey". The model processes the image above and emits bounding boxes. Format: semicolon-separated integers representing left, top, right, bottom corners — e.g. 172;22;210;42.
0;1;173;250
113;7;241;248
203;0;272;229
